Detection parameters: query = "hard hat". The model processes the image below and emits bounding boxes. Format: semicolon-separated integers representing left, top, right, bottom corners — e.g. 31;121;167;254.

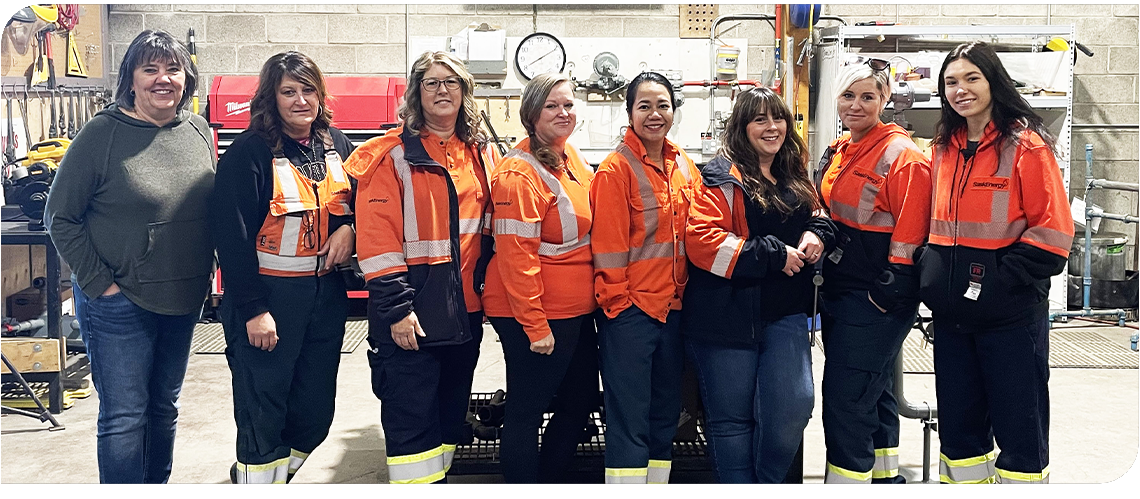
1045;37;1070;52
29;5;58;23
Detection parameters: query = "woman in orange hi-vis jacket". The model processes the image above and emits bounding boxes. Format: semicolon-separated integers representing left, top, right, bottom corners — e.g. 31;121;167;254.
481;72;599;483
815;59;932;484
683;87;836;483
919;42;1073;485
343;51;498;484
590;72;700;484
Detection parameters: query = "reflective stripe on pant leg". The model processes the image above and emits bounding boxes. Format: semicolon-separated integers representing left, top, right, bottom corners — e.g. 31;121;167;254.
996;466;1049;484
442;444;456;473
235;457;290;484
647;460;672;484
288;448;309;474
825;462;872;483
605;467;648;484
388;445;446;484
939;451;997;484
871;447;899;480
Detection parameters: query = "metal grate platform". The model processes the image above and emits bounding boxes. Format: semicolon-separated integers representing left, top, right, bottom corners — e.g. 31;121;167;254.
190;320;369;354
902;329;1138;374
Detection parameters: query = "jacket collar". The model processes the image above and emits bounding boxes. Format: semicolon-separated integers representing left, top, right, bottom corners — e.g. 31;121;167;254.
622;127;680;173
399;126;445;169
701;156;743;188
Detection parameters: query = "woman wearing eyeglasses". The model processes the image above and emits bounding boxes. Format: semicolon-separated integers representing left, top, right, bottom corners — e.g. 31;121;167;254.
684;87;835;483
211;51;356;483
814;58;932;484
343;51;498;484
920;42;1072;484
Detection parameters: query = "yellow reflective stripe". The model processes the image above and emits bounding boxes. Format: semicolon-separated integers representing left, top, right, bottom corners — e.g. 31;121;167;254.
825;462;872;483
939;451;997;484
874;447;899;457
605;467;648;484
442;444;457;473
996;466;1049;484
388;446;446;484
288;448;309;474
235;457;290;484
647;460;671;484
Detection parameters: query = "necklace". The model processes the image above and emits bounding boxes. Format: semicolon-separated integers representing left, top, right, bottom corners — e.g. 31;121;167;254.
294;137;325;182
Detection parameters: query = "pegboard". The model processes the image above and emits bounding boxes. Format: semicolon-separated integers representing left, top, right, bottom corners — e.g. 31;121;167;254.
679;4;719;39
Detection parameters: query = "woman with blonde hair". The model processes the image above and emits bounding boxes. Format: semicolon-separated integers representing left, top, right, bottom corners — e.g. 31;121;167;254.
344;51;498;484
482;73;599;483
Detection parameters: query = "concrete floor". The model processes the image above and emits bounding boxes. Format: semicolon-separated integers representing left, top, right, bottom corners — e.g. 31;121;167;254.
2;319;1138;488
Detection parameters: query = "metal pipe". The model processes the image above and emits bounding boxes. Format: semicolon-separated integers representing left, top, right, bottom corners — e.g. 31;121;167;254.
1084;145;1094;310
893;351;937;482
1071;123;1140;130
707;14;778;140
1088;179;1140;192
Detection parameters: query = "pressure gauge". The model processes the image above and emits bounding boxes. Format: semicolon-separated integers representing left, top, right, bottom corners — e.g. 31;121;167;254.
514;32;566;81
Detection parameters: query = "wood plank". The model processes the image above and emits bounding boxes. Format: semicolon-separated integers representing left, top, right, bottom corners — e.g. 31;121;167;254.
0;338;61;373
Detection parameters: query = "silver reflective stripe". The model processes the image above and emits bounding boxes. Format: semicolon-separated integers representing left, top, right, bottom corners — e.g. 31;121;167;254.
459;217;482;235
279;216;302;257
1022;225;1074;250
996;467;1050;484
483;212;492;232
442;444;456;473
825;467;871;484
594;251;630;269
326;151;347;183
504;148;583;249
618;145;661;242
539;234;591;256
647;460;671;484
404;239;451;259
719;184;735;218
604;468;648;484
872;448;899;479
629;241;675;262
390;145;420;242
388;449;446;484
939;452;997;484
931;218;1029;241
273;157;307;214
359;251;406;274
495;219;541;239
830;199;894;228
709;234;742;278
288;449;309;474
258;252;318;272
235;457;290;484
889;241;918;261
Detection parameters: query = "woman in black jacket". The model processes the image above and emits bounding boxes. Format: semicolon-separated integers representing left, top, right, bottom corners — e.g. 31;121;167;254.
683;87;836;483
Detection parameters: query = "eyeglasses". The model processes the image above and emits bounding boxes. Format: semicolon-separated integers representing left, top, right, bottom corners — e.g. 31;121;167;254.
864;58;890;73
421;78;462;91
302;212;316;250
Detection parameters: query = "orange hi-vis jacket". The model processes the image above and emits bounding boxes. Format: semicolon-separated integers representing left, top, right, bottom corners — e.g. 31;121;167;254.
819;122;931;265
685;163;752;280
344;126;496;342
256;144;353;277
918;122;1073;328
591;129;700;321
482;138;596;342
929;123;1073;255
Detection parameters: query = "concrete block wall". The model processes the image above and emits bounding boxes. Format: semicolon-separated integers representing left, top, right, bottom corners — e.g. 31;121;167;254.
108;3;1138;266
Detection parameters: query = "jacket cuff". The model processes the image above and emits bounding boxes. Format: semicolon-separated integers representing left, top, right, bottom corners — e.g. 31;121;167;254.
524;324;553;343
600;294;633;319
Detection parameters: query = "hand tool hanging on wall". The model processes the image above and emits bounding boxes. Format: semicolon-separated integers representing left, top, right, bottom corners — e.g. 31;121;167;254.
188;28;199;114
67;88;76;139
28;30;49;87
56;89;66;137
18;86;32;147
480;110;509;157
47;88;57;139
44;27;57;90
5;85;18;166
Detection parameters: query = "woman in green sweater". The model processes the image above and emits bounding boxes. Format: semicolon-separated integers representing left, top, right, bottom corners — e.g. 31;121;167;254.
44;30;215;484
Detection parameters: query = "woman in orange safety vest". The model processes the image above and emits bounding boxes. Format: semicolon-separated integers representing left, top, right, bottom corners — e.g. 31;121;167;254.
815;58;932;484
919;41;1074;484
590;71;700;484
482;72;599;483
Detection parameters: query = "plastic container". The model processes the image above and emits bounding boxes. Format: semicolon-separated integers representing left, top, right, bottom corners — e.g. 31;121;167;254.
716;45;740;81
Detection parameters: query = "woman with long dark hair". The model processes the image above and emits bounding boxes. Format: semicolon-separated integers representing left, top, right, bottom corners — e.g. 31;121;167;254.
683;87;835;483
920;41;1073;484
211;51;356;483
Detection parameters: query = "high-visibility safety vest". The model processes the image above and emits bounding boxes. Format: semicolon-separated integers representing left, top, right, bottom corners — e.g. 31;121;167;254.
345;126;495;315
591;129;699;321
818;122;931;265
929;123;1073;258
255;143;353;277
481;138;596;342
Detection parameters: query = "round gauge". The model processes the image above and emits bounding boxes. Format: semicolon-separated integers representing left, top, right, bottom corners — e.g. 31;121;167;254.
514;32;567;81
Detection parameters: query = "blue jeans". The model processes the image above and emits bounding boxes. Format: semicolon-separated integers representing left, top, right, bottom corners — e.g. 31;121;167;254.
686;313;815;483
74;283;199;483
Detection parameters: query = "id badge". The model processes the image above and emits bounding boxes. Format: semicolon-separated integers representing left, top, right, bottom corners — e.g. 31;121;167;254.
828;247;844;264
964;282;982;301
964;263;985;301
